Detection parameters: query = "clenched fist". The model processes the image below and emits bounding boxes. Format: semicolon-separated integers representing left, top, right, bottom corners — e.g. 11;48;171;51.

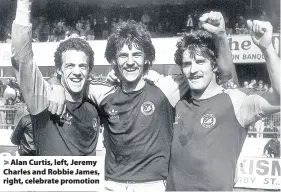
247;20;273;50
17;0;32;10
199;11;226;37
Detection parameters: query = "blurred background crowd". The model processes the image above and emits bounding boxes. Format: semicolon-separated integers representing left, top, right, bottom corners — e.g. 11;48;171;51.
0;0;279;143
0;0;280;42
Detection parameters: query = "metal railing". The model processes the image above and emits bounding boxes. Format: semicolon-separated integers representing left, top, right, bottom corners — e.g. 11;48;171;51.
0;105;280;137
0;105;17;130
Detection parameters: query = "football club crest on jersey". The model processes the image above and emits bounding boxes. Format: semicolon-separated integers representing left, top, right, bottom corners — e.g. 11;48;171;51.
201;114;216;128
60;112;73;125
141;101;155;116
92;118;98;131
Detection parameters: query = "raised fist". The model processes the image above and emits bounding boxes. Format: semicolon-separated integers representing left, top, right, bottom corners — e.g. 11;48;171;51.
17;0;32;11
247;20;273;50
199;11;225;36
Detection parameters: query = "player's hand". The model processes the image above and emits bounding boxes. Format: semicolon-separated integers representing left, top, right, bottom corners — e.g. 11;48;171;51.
106;70;120;84
143;70;163;85
247;20;273;50
48;84;65;115
199;11;226;37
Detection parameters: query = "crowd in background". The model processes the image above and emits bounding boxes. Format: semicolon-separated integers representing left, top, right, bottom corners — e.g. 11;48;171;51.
223;78;274;92
0;0;280;42
0;79;23;106
0;0;279;139
0;78;25;129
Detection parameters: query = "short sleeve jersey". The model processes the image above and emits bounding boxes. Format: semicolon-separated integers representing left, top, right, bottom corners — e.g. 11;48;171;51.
88;75;189;182
11;22;100;156
32;101;100;156
166;88;268;191
101;83;174;181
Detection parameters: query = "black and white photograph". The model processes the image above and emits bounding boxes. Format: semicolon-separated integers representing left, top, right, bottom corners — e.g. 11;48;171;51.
0;0;280;191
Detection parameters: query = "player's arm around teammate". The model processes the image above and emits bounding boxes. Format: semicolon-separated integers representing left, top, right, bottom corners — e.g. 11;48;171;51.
106;11;235;107
47;11;235;113
11;0;64;115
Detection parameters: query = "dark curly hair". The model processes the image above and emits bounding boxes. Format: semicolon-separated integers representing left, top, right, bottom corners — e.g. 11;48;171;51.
54;38;94;72
105;21;155;73
174;30;218;68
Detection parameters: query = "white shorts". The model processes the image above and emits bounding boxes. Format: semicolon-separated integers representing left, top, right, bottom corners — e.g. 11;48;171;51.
105;179;166;192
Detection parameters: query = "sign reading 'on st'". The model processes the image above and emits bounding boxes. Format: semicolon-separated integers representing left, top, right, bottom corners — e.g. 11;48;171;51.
235;157;280;190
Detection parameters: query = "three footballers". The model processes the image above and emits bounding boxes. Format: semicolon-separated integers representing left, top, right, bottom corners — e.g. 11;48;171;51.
11;0;280;191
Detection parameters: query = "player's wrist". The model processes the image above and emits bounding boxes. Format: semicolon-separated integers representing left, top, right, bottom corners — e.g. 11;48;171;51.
212;30;227;41
213;32;228;48
260;43;274;53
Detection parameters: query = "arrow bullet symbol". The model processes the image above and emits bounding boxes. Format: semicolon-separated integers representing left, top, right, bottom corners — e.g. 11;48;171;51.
4;160;8;165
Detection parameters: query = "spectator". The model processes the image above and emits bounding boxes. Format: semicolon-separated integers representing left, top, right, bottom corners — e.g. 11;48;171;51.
80;25;87;39
41;24;51;42
256;80;265;91
243;81;249;88
263;124;270;138
193;10;199;30
92;18;101;39
186;14;194;32
4;27;11;43
227;80;238;89
111;17;117;33
239;24;249;34
263;134;280;158
0;97;6;129
248;79;257;89
101;16;109;39
264;84;269;91
86;27;95;41
255;118;265;138
237;15;246;27
85;20;91;32
76;20;83;33
11;106;35;156
62;30;71;41
225;16;233;35
269;121;279;134
141;10;152;29
0;80;4;97
48;27;58;42
248;125;257;138
260;10;270;21
263;121;279;138
234;23;240;34
6;98;14;106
